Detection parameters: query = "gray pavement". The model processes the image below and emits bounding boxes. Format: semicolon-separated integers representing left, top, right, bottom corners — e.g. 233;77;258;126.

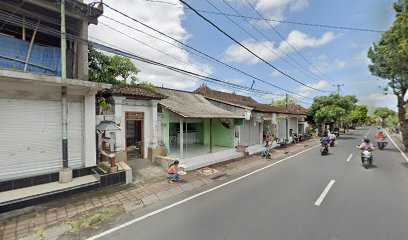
94;128;408;240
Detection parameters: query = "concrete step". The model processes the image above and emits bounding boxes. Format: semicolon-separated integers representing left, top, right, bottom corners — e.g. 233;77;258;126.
0;175;99;206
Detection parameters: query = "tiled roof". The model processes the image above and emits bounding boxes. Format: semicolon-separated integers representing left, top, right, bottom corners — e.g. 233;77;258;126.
155;88;243;119
195;85;287;114
286;104;309;115
195;85;309;115
108;85;166;99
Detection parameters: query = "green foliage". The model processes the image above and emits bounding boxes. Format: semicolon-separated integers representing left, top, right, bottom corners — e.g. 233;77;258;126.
138;81;156;89
373;107;396;122
309;93;358;124
368;0;408;97
89;45;140;85
97;97;110;111
385;114;399;127
270;97;297;107
314;105;346;123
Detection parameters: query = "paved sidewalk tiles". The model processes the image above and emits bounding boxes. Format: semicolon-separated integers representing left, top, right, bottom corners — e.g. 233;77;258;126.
0;139;319;240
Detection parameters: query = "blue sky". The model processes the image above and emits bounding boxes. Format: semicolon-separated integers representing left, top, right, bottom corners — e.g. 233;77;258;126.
88;0;398;112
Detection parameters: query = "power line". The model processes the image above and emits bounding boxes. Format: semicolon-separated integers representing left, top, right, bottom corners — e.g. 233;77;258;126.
212;0;325;83
179;0;328;92
100;3;321;98
5;5;317;100
135;0;385;33
243;0;336;84
90;41;289;97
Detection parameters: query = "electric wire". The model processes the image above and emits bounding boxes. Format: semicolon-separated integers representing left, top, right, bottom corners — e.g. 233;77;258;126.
179;0;328;92
99;3;322;98
135;0;385;33
206;0;324;83
243;0;336;83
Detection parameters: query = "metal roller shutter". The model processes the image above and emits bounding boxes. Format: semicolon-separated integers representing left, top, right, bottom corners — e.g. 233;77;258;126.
0;98;83;181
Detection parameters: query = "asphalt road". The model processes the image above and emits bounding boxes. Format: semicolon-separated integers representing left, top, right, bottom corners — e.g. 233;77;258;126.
95;128;408;240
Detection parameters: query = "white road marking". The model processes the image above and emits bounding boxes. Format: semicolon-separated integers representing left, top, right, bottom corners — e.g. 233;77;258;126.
314;180;336;206
87;144;321;240
385;130;408;163
346;154;353;162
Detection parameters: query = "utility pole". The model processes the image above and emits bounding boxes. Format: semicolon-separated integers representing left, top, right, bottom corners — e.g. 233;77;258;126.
60;0;72;183
334;84;344;95
285;94;288;140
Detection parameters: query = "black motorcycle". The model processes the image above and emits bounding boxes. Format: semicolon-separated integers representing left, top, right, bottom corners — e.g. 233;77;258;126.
320;144;329;156
329;138;335;147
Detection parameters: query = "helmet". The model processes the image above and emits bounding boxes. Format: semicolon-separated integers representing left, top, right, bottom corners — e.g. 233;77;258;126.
363;137;370;143
379;131;383;134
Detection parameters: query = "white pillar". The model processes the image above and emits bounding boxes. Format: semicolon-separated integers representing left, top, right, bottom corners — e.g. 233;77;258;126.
150;100;158;147
111;96;126;151
84;90;97;167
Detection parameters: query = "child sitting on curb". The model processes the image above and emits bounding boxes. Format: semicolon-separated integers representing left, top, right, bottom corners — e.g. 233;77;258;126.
167;160;180;184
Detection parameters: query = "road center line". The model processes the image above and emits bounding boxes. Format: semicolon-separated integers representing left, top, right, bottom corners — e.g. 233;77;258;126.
346;154;353;162
385;130;408;163
87;144;321;240
314;180;336;206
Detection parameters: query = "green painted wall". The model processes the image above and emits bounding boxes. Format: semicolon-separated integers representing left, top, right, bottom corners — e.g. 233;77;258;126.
203;119;234;148
192;123;204;144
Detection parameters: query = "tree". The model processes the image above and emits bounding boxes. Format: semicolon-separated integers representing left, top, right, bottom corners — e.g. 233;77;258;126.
309;93;358;127
373;107;396;125
89;45;140;85
368;0;408;149
386;114;400;127
270;96;297;107
348;105;369;127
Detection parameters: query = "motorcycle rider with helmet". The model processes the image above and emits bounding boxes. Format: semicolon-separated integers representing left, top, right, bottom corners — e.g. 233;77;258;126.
320;133;330;155
357;137;375;164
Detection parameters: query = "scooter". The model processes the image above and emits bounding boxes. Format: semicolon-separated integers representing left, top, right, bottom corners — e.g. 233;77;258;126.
334;130;340;137
329;138;335;147
320;144;329;156
377;140;388;150
359;147;373;169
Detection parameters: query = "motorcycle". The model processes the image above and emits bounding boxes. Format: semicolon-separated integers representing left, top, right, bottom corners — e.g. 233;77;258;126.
334;130;340;137
377;140;388;150
359;147;373;169
320;144;329;156
329;138;335;147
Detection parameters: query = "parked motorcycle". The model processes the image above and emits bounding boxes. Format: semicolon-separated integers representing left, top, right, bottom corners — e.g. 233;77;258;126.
334;130;340;137
377;140;388;150
320;144;329;156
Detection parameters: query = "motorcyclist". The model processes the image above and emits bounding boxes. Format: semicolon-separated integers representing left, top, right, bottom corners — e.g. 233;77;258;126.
357;137;375;164
358;137;375;150
375;131;387;140
320;133;330;146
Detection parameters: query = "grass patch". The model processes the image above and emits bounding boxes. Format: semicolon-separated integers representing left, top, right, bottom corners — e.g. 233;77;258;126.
67;206;125;233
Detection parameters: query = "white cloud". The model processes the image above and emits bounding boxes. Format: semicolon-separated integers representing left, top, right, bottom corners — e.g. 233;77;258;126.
223;31;339;65
280;31;338;52
309;55;347;74
359;93;397;112
309;51;368;74
85;0;212;90
298;80;330;98
271;70;284;77
262;93;286;101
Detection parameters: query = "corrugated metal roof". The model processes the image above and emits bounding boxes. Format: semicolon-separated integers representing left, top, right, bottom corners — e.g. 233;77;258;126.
155;88;244;119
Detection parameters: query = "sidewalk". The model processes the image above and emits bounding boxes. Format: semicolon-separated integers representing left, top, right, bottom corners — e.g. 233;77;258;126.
0;139;320;240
